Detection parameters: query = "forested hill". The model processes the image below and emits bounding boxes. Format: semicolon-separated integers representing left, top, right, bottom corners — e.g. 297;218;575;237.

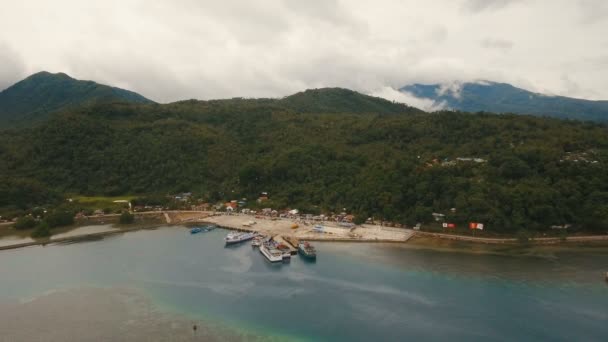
278;88;418;114
1;98;608;233
401;81;608;122
0;71;153;128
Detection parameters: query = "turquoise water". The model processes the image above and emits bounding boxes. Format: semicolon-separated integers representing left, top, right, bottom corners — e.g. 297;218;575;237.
1;226;607;341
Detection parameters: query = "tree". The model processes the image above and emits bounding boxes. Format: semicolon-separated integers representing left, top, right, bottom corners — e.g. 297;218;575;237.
45;210;75;228
14;216;37;230
119;211;135;224
31;222;51;238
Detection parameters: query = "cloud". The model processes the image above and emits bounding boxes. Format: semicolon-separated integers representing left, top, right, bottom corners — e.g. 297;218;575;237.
462;0;524;12
0;0;606;101
480;38;514;51
371;86;446;111
577;0;608;25
0;42;26;91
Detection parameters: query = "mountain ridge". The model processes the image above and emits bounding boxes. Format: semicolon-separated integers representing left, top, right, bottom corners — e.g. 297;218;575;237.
0;71;154;127
400;81;608;122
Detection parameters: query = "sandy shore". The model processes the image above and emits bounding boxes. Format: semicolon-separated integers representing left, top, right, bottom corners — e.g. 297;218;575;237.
0;288;271;342
201;214;415;243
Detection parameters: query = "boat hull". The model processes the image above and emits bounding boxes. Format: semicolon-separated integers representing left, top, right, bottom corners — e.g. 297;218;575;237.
225;232;256;245
260;245;284;262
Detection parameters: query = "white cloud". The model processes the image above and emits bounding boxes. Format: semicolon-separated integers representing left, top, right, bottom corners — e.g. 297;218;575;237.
371;86;446;111
0;0;606;101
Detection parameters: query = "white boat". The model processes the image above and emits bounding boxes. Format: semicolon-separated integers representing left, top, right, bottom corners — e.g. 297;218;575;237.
260;242;284;262
225;231;256;245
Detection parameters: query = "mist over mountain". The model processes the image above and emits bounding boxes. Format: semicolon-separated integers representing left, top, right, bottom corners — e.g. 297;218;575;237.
401;81;608;122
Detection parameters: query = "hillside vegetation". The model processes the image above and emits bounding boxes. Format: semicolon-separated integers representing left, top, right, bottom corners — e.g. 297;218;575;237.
1;89;607;234
0;71;153;128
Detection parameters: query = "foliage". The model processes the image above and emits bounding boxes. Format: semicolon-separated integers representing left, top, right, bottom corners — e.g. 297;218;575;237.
119;211;135;224
31;221;51;238
1;89;608;234
45;210;75;228
14;216;37;230
0;71;153;128
516;229;531;244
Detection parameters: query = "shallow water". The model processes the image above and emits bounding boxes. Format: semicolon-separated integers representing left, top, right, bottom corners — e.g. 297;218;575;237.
0;226;607;341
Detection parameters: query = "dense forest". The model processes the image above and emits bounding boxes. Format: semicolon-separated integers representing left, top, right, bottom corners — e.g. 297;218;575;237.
1;88;608;234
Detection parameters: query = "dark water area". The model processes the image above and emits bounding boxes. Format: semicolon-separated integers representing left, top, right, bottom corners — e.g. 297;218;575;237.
0;226;607;341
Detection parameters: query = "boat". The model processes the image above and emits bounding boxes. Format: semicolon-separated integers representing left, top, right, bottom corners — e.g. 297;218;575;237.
190;224;216;234
260;242;286;262
224;231;257;245
251;236;263;247
298;241;317;260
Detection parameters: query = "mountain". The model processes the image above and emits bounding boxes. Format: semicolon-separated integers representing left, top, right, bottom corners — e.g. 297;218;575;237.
0;71;153;127
401;81;608;122
278;88;419;114
1;98;608;233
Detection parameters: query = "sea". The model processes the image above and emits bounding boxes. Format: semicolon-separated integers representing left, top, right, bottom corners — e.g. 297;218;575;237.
0;226;607;341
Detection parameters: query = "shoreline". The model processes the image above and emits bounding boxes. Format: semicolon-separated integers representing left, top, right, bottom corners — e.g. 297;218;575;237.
1;211;608;252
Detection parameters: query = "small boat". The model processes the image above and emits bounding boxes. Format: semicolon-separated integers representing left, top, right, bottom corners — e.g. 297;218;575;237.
251;236;263;247
225;231;257;245
298;241;317;260
260;242;285;262
190;227;203;234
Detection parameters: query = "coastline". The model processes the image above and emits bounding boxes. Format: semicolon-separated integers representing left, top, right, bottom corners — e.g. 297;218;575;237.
1;210;608;253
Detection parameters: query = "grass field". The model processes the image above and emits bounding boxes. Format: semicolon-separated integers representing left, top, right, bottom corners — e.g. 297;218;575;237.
70;195;138;211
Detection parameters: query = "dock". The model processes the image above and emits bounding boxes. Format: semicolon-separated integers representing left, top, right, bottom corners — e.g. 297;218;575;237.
273;235;297;255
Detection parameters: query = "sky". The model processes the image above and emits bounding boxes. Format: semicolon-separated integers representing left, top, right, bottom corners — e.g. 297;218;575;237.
1;0;607;107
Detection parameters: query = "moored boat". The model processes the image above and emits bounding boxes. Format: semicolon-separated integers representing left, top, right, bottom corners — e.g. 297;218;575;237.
260;242;284;262
251;236;263;247
225;231;256;245
298;241;317;260
190;227;203;234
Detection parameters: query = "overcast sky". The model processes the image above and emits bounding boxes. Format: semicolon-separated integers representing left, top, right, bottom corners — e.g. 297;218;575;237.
1;0;607;106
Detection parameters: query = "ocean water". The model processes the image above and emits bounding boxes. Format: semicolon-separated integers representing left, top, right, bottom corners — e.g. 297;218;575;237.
0;226;607;341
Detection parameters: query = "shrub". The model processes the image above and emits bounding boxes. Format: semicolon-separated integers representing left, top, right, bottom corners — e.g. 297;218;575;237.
31;222;51;238
516;229;530;244
119;211;135;224
45;210;74;228
14;216;37;230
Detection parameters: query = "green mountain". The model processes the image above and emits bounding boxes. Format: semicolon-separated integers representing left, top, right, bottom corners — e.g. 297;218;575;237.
1;96;607;233
401;81;608;122
0;71;153;127
278;88;416;114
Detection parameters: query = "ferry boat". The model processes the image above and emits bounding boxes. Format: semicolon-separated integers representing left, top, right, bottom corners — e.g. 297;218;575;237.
298;241;317;260
224;231;256;245
260;242;285;262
